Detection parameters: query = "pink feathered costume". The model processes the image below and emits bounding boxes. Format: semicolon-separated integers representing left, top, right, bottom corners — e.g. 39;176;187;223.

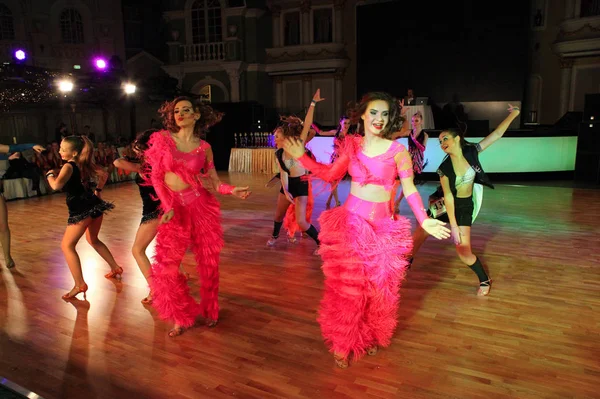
297;136;414;360
144;131;224;328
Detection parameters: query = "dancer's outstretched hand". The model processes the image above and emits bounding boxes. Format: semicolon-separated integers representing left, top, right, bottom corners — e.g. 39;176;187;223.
508;104;520;114
161;209;174;224
283;137;305;159
233;186;251;200
422;218;451;240
33;144;46;153
312;89;325;104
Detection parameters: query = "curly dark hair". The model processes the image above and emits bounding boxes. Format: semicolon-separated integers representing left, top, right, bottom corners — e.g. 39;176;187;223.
132;129;158;154
347;92;405;139
274;115;304;138
158;96;224;138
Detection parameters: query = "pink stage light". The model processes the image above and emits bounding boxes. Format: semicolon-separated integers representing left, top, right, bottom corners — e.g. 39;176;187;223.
94;58;107;70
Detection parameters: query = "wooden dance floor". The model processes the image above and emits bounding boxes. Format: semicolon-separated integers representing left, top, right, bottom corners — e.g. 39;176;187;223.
1;172;599;399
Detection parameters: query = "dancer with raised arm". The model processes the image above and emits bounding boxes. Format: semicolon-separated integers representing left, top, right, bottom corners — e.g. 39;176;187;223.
267;90;323;252
411;104;521;296
283;92;450;368
144;96;251;337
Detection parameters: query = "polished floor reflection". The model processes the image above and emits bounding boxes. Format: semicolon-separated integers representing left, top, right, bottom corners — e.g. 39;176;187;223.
1;173;599;399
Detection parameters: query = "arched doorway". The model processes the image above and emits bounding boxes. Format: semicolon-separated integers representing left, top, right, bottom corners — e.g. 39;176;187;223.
191;78;229;103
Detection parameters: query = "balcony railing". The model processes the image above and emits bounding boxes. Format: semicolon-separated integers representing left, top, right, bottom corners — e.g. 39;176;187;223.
182;42;226;62
581;0;600;17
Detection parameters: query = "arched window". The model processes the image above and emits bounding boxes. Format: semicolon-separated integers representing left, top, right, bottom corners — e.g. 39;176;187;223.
0;3;15;40
191;0;222;44
60;8;84;44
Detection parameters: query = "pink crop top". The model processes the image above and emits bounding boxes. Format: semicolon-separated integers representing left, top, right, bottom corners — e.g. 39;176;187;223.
298;135;413;191
144;131;215;212
172;141;213;173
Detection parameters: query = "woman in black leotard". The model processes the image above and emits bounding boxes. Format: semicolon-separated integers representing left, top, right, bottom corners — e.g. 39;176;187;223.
46;135;121;300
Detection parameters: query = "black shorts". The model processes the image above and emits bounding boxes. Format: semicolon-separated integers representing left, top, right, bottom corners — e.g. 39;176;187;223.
437;196;474;227
279;176;309;198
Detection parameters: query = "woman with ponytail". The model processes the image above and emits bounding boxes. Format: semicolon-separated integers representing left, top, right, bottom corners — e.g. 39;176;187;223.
266;89;323;252
410;104;521;296
46;135;121;300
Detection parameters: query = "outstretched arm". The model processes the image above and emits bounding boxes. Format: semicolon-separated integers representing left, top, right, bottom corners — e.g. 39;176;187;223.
0;143;45;154
283;137;349;183
314;127;337;136
396;149;450;240
300;89;325;143
113;158;141;173
204;146;251;199
478;104;520;152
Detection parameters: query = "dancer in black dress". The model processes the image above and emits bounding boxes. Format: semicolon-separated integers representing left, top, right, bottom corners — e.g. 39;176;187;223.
46;135;121;300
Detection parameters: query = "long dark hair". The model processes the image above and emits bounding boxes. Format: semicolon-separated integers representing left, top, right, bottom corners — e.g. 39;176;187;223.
158;96;224;138
442;128;469;148
347;92;404;139
62;135;97;186
133;129;158;155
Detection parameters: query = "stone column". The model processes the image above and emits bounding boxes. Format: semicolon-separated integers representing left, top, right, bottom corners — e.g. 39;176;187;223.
167;42;181;64
574;0;582;18
559;57;574;117
564;0;575;19
334;0;345;43
301;0;311;44
271;5;281;48
334;69;344;118
302;75;312;106
275;76;283;112
227;69;241;102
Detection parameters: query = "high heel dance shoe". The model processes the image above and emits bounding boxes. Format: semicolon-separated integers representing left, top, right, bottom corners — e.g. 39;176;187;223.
104;266;123;280
62;283;88;300
333;353;349;369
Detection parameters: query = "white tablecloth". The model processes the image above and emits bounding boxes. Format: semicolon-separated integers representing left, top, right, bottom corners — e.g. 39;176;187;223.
228;148;279;174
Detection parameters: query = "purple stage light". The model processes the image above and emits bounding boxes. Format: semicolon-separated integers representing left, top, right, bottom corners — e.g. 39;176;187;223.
95;58;107;70
14;49;26;61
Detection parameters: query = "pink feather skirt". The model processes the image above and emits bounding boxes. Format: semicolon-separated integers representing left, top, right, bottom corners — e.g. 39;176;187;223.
316;194;413;359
